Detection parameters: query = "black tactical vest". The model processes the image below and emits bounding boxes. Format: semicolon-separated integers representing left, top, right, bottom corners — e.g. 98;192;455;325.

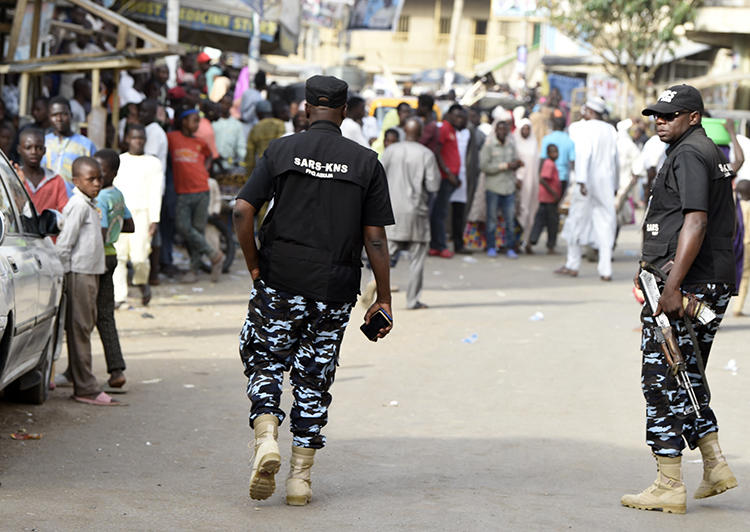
257;120;388;303
641;125;736;285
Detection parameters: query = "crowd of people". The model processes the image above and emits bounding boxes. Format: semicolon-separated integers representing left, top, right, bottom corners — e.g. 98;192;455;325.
0;37;311;405
2;23;750;405
3;9;749;507
342;87;750;313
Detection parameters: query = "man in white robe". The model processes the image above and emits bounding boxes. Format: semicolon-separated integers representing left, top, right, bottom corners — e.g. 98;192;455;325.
557;97;619;280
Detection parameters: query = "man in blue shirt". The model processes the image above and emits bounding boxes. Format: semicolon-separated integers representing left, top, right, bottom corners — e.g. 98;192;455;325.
42;96;97;196
540;117;575;198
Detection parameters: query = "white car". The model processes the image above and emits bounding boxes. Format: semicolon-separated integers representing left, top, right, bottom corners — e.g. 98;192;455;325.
0;150;65;404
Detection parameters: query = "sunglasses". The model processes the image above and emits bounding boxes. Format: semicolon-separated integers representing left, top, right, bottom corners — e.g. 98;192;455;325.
652;110;691;122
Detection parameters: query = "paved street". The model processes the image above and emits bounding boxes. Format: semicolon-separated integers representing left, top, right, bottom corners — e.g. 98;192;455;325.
1;224;748;531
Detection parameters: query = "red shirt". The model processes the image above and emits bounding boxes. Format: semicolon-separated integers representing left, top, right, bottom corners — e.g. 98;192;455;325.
438;121;460;179
24;169;68;213
538;158;562;203
168;131;212;194
420;120;439;153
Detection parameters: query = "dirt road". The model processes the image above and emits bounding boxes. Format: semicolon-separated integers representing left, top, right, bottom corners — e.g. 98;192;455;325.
1;225;748;531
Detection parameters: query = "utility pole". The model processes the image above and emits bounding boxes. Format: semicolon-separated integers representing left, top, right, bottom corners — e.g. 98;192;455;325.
444;0;464;92
248;11;261;74
166;0;179;87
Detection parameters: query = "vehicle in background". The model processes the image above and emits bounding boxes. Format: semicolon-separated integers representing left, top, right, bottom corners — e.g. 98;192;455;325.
0;149;65;405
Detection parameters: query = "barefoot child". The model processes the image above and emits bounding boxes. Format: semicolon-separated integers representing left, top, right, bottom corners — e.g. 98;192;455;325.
55;156;120;405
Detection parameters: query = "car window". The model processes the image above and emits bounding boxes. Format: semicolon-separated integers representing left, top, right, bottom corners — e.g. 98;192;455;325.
0;155;19;233
0;155;38;234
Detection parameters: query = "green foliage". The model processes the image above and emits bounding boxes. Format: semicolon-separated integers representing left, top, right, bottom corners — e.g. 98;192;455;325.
541;0;701;96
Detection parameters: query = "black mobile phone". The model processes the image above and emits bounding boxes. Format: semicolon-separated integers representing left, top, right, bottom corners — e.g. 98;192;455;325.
360;308;392;341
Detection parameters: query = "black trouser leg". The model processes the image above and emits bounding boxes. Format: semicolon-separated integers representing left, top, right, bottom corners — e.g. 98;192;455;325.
450;201;465;252
96;254;126;373
544;203;559;250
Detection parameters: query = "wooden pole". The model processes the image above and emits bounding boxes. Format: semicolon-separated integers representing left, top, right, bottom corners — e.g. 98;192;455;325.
111;69;120;149
5;0;29;63
18;73;29;118
117;24;127;50
30;0;41;60
88;68;106;148
91;68;101;109
23;0;43;117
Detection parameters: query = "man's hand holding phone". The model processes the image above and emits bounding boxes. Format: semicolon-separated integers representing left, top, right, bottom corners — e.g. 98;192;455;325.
362;302;393;341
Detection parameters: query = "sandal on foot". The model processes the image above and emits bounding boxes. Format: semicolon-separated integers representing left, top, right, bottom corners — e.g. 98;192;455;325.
72;392;124;406
554;266;578;277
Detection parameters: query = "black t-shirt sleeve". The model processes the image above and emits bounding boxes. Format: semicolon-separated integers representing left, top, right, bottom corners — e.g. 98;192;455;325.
237;155;274;210
362;159;395;227
674;149;710;212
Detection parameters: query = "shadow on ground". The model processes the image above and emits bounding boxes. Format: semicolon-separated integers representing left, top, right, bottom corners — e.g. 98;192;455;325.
1;429;747;531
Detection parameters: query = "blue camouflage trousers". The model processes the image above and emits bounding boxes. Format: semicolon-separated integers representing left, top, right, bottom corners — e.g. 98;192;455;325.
239;279;353;449
640;282;732;457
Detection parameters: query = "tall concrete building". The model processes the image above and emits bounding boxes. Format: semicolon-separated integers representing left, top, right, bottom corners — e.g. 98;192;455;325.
687;0;750;109
287;0;541;79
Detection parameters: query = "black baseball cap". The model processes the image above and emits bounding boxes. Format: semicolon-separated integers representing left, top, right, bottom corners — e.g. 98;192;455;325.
642;84;704;116
305;75;348;108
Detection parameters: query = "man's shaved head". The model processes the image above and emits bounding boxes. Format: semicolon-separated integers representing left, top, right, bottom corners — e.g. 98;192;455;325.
403;117;422;141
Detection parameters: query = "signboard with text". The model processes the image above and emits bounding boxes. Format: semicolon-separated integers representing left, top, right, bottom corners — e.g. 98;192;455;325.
122;1;257;37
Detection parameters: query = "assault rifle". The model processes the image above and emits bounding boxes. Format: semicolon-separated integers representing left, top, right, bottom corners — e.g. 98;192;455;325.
638;269;702;418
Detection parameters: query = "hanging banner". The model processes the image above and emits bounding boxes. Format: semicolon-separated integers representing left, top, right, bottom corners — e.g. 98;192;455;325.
303;0;347;29
261;0;302;53
117;0;299;54
348;0;404;30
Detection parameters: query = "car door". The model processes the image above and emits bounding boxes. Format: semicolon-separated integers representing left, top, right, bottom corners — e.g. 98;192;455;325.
0;154;40;373
1;162;61;345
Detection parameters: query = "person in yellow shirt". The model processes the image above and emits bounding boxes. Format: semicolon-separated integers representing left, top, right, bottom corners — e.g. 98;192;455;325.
245;100;287;177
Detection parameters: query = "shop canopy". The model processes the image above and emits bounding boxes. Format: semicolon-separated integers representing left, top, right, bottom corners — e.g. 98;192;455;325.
0;0;182;146
1;0;182;74
116;0;300;55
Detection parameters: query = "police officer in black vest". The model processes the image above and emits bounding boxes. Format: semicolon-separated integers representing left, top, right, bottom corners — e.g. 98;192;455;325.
622;85;738;514
233;75;394;506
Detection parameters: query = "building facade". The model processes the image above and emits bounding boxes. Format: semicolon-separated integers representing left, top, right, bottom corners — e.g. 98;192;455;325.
281;0;539;79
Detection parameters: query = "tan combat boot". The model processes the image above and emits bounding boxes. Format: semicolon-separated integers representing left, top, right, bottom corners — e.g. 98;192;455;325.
286;446;316;506
694;432;738;499
621;455;687;514
249;414;281;500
